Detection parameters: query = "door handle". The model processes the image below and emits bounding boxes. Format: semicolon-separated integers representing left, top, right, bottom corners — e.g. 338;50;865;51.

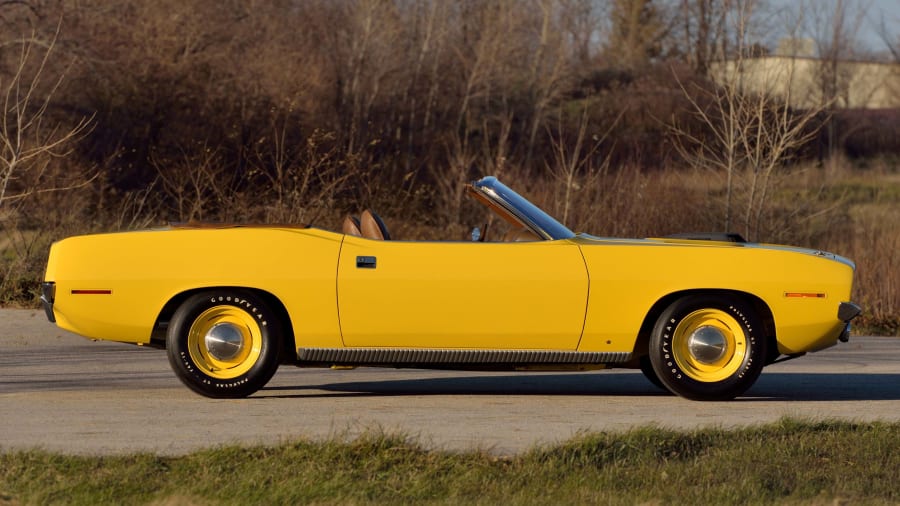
356;256;377;268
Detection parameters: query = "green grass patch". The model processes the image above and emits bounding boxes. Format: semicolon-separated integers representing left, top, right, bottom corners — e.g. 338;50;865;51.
2;419;899;505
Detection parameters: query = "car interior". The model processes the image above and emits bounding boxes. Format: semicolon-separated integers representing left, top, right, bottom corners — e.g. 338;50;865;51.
340;182;541;243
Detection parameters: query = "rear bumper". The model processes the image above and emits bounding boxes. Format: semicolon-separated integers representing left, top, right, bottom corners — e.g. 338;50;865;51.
40;281;56;323
837;301;861;343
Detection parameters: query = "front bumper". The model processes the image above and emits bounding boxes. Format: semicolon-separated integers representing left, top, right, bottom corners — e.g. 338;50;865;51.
837;301;862;343
40;281;56;323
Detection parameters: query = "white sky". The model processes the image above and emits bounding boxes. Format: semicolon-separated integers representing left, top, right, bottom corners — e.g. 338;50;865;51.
767;0;900;55
859;0;899;51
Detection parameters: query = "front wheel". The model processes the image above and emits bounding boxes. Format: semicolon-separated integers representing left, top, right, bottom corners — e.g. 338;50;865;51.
649;294;767;401
639;355;666;391
166;289;282;398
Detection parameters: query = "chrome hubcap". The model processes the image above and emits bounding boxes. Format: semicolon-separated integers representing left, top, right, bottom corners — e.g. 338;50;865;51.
687;325;727;364
204;323;245;361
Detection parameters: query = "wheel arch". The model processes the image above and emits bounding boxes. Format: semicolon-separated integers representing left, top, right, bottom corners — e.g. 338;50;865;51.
150;287;296;362
632;289;776;361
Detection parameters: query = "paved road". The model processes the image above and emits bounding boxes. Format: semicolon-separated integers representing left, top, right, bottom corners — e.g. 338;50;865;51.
2;309;899;455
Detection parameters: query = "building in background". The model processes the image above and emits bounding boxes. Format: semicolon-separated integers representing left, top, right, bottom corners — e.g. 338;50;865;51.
710;38;900;109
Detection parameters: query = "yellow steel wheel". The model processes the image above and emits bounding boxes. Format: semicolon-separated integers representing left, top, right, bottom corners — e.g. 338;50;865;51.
167;290;283;398
187;305;262;379
649;294;767;401
670;308;746;383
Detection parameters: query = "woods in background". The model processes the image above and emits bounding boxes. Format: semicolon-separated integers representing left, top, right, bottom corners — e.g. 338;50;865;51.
0;0;897;330
0;0;893;222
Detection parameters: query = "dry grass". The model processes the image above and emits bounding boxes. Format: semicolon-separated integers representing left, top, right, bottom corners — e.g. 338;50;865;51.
1;157;897;334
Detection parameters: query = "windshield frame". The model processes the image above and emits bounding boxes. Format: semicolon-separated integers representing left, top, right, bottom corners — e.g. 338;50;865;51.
467;176;575;241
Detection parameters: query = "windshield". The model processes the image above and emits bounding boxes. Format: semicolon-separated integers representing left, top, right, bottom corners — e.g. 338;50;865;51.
468;176;575;240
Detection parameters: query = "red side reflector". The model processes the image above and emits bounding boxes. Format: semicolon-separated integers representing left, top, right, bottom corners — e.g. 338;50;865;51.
784;292;826;298
71;289;112;295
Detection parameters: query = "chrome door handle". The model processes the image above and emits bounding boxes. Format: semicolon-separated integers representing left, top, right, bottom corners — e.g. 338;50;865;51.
356;256;376;268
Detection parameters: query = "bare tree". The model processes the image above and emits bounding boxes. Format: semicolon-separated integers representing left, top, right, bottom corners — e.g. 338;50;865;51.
606;0;668;69
395;0;452;175
546;105;621;229
795;0;869;156
669;0;829;239
151;144;227;223
558;0;602;65
874;12;900;62
320;0;406;156
253;128;349;225
0;29;93;303
670;0;733;75
0;33;91;215
523;0;572;168
432;0;523;226
802;0;869;70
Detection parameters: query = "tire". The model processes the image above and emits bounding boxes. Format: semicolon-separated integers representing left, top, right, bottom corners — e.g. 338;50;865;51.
648;294;766;401
639;355;667;391
166;289;282;398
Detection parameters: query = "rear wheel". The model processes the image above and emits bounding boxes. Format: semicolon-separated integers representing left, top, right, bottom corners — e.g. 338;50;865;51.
166;289;282;398
649;294;766;401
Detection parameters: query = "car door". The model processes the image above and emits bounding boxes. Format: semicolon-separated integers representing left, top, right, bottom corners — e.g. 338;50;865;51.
336;236;588;349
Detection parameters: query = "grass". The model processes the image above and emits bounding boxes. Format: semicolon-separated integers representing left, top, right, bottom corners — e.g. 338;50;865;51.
2;419;899;505
814;165;899;335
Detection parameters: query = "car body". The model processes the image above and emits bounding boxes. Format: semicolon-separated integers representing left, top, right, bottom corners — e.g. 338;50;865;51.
41;176;860;400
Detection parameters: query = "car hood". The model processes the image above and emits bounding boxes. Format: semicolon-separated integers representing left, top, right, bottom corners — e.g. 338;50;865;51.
572;233;856;269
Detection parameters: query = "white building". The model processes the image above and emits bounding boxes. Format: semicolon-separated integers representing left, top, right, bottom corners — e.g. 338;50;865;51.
709;42;900;109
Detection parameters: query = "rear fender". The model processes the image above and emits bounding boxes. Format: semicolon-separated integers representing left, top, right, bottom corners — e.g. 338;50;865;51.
151;287;297;364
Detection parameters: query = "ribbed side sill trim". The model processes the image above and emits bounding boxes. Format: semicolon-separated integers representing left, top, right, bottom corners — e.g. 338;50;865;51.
297;348;632;365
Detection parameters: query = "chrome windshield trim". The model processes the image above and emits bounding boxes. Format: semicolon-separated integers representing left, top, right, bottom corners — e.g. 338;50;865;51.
471;176;575;240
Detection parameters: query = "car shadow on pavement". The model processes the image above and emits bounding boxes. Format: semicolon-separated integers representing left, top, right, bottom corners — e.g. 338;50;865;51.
745;373;900;401
260;372;900;401
261;372;668;398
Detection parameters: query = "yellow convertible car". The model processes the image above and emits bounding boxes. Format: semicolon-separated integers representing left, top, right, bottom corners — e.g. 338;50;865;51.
41;176;860;400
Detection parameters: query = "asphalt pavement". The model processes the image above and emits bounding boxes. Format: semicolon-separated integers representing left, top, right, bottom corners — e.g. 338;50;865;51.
2;309;898;455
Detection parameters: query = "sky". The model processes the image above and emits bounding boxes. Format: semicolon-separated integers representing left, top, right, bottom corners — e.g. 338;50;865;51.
767;0;900;56
859;0;899;51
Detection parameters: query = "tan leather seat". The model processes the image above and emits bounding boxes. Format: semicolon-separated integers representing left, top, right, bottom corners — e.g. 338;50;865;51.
360;209;391;240
342;215;362;237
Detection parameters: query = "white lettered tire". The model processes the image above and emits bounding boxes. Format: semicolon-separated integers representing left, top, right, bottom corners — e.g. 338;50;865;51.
166;289;282;398
649;294;767;401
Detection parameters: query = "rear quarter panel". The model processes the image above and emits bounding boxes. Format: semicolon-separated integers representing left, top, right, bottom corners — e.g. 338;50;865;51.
45;227;343;348
576;239;854;355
